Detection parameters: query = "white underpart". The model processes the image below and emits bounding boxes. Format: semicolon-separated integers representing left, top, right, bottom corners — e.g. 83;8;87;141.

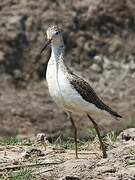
46;46;111;118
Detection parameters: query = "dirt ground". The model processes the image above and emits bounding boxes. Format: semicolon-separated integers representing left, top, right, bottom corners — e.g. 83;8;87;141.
1;129;135;180
0;0;135;140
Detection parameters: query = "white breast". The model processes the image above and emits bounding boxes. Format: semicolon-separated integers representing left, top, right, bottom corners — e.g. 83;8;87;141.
46;56;64;108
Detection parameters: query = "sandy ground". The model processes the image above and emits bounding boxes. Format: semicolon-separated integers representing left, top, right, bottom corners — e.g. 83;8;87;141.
0;0;135;139
0;130;135;180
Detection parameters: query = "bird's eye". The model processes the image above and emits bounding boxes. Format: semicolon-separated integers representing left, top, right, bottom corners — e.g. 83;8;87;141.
55;31;59;35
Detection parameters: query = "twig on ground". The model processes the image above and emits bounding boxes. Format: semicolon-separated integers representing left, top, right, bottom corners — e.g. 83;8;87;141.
32;168;53;175
0;161;63;171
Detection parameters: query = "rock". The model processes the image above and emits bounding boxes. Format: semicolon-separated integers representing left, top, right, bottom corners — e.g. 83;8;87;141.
36;133;47;142
22;148;44;159
93;55;103;65
117;128;135;141
62;176;80;180
103;57;113;71
96;165;116;174
90;63;102;73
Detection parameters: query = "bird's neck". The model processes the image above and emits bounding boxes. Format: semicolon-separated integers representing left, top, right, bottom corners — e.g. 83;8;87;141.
49;44;68;75
50;45;65;64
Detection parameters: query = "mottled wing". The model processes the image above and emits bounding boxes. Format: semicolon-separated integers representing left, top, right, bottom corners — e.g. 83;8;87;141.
68;73;122;119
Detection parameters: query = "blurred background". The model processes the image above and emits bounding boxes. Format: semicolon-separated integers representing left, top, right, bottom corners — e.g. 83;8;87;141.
0;0;135;140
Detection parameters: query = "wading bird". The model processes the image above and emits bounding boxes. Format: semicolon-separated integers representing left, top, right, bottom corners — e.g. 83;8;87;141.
40;25;122;158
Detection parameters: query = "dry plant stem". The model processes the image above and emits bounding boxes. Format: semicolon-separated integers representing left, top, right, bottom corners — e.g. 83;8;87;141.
87;114;107;158
33;168;53;175
0;161;62;171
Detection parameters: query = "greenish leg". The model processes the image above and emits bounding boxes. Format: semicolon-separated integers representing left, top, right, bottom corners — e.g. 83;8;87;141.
68;113;79;159
87;114;107;158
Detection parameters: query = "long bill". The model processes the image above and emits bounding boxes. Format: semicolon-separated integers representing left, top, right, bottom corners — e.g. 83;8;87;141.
40;39;52;54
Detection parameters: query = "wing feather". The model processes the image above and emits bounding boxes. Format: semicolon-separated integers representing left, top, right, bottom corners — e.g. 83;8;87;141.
68;73;122;119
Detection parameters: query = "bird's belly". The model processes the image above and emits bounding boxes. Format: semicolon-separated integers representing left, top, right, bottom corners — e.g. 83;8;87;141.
48;83;62;106
58;76;101;115
63;93;102;116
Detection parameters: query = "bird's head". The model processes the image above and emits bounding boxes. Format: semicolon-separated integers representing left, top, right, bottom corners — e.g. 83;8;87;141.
40;25;64;54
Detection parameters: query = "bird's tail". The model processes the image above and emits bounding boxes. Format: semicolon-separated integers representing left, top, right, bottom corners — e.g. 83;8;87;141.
100;101;122;120
110;111;122;121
